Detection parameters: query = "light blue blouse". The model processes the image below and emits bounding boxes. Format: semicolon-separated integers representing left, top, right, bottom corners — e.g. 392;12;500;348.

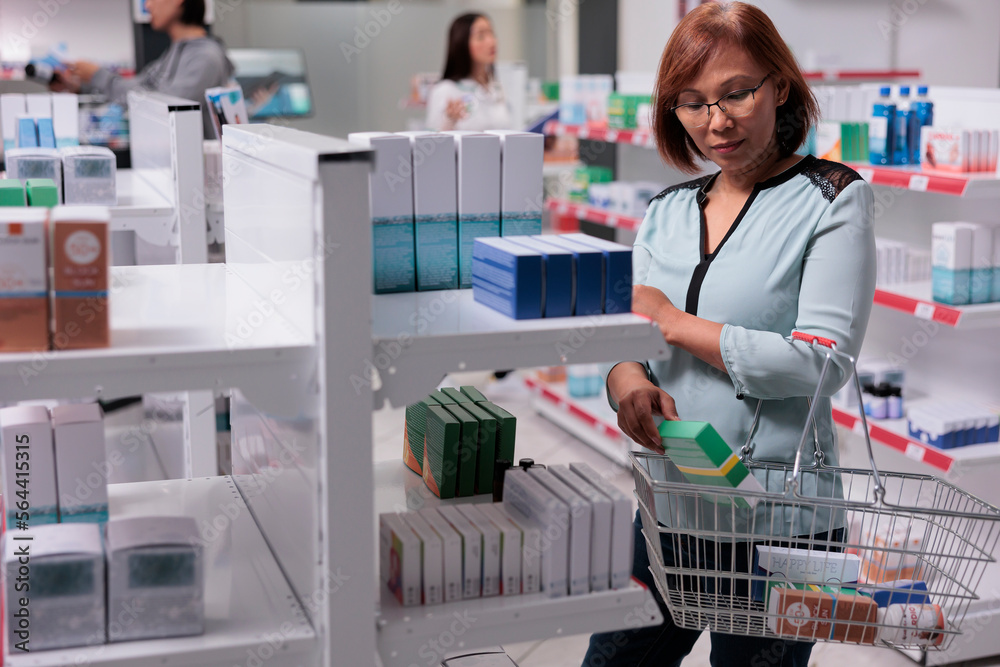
628;155;877;538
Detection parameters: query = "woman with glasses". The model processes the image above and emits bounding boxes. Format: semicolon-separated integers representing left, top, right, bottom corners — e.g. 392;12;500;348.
583;4;875;666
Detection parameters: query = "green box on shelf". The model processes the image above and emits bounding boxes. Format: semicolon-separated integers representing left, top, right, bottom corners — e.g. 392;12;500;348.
477;401;516;478
459;386;489;403
443;404;479;498
440;387;472;404
403;393;441;475
423;405;461;499
433;389;457;405
25;179;58;207
0;179;26;207
542;81;560;102
459;401;498;494
570;165;614;203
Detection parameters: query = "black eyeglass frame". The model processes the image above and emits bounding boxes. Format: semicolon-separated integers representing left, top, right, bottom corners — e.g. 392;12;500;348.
669;73;772;125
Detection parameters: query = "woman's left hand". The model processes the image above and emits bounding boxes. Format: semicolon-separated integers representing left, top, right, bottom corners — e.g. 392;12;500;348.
633;284;679;339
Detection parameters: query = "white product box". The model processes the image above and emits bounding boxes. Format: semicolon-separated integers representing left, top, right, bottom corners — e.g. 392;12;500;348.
550;464;612;592
348;132;416;294
4;147;62;200
991;223;1000;302
487;130;544;237
51;93;79;148
0;405;58;526
495;503;541;594
932;222;973;305
444;131;501;288
396;132;458;291
4;523;105;651
25;94;51;121
379;513;422;607
570;462;633;590
401;512;444;605
437;505;483;598
755;545;861;585
528;468;591;595
956;222;993;304
418;508;463;602
921;127;968;172
60;145;117;205
457;504;501;597
478;503;522;596
503;468;569;597
105;516;204;641
51;403;108;523
1;93;27;150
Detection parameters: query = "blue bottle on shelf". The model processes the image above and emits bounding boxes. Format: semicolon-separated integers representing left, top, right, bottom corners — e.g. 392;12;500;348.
893;86;911;166
869;86;896;166
909;86;934;165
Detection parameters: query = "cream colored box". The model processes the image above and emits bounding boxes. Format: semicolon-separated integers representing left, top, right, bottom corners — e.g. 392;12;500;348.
495;503;540;594
503;468;568;597
571;462;633;590
478;503;522;596
379;513;421;607
457;504;501;597
438;505;482;598
551;464;613;592
487;130;543;237
528;467;591;595
51;403;107;523
418;508;463;602
400;512;444;605
0;405;58;526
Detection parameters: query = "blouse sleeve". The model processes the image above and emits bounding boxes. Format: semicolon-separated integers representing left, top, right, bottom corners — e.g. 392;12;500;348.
719;179;876;400
425;81;454;132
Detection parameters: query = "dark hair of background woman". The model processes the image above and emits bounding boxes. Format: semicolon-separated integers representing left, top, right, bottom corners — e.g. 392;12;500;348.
180;0;207;27
441;12;489;82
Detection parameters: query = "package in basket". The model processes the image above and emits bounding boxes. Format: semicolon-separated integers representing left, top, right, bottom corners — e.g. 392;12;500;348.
657;420;767;509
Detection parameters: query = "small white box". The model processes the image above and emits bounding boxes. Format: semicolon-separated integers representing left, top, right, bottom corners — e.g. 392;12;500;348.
932;222;973;305
570;462;633;589
956;222;993;304
400;512;444;605
105;516;204;641
457;504;501;597
503;468;569;597
50;93;79;148
437;505;483;598
487;130;544;237
1;93;26;150
528;468;591;595
444;131;501;288
4;147;62;200
494;503;541;594
0;406;59;526
60;145;117;205
379;513;422;607
4;523;105;651
418;507;463;602
25;94;52;120
51;403;108;523
478;503;522;596
551;464;612;592
755;545;861;585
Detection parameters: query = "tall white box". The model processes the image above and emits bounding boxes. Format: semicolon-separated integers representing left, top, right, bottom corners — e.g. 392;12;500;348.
495;503;541;594
457;504;501;597
437;505;483;598
418;507;463;602
570;462;634;590
551;464;613;592
51;403;108;523
4;523;105;651
487;130;543;237
105;516;204;641
932;222;973;305
528;467;591;595
0;405;58;526
397;132;458;291
60;145;117;205
478;503;522;596
348;132;416;294
956;222;993;304
1;93;27;151
51;93;79;148
444;131;501;288
400;512;444;605
379;513;422;607
503;468;569;597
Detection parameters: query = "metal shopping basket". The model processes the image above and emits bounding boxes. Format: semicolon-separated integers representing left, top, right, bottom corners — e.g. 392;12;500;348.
630;332;1000;651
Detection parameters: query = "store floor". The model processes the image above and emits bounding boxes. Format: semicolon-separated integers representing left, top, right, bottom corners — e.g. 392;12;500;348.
372;371;957;667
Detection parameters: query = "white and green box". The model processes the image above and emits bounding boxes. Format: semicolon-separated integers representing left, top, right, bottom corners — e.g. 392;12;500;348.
0;405;58;526
349;132;415;293
487;130;543;237
444;131;501;288
397;132;458;290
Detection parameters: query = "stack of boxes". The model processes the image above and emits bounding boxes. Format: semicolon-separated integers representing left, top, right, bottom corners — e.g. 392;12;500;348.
931;221;999;305
920;127;999;173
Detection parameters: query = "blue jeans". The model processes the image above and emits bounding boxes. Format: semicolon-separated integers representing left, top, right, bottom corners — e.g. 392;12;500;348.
582;511;838;667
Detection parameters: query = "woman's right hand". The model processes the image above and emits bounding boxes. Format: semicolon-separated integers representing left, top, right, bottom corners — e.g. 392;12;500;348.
445;98;467;124
608;363;679;454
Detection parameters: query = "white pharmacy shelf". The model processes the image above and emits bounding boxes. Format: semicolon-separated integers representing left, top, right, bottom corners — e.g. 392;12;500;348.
374;459;495;516
0;264;315;415
371;290;668;408
376;583;662;667
109;170;175;246
524;376;635;467
6;477;315;667
847;163;1000;198
873;282;1000;328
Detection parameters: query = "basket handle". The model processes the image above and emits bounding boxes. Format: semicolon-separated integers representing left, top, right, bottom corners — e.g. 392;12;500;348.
789;332;885;502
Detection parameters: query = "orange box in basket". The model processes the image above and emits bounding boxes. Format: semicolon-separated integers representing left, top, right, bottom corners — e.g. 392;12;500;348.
50;207;110;350
0;209;49;352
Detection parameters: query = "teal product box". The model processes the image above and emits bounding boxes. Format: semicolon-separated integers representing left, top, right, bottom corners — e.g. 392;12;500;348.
444;131;501;289
561;233;633;314
472;237;542;319
37;117;56;148
932;222;972;305
17;116;37;148
398;132;458;291
487;130;543;237
959;222;993;304
348;132;416;293
506;235;573;318
992;223;1000;303
536;234;604;315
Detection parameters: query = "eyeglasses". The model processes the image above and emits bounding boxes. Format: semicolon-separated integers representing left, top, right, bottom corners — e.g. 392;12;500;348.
670;74;771;128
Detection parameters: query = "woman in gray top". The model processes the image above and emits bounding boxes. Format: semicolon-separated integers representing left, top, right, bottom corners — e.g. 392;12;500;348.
55;0;233;138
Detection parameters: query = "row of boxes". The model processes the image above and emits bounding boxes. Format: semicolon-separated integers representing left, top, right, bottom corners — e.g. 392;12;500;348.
349;130;543;294
931;221;1000;305
874;237;931;288
920;127;999;173
907;401;1000;449
587;180;665;219
471;233;632;320
380;461;633;605
4;145;118;206
0;177;58;207
2;518;203;651
811;121;870;163
1;92;79;151
0;206;110;352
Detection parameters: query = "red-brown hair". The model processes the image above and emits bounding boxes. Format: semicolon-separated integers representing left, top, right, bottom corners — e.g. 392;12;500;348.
652;2;818;173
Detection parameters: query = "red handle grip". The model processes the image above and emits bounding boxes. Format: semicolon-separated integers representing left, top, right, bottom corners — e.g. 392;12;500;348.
792;331;838;348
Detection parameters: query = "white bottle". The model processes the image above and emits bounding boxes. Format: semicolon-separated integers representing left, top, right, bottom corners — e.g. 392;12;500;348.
877;603;945;647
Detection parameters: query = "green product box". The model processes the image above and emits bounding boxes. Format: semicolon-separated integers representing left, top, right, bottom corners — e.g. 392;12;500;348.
607;93;629;130
440;387;472;404
423;405;461;499
403;393;442;475
859;122;869;163
443;404;479;497
657;420;766;509
0;179;26;206
477;401;516;477
459;386;489;403
541;81;560;102
460;401;498;494
25;178;58;207
433;389;457;405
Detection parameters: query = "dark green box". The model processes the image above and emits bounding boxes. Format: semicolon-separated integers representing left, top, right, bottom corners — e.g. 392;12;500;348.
0;180;26;207
425;405;461;499
459;386;489;403
477;401;516;478
440;387;472;404
443;404;479;498
25;179;58;207
460;402;498;494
